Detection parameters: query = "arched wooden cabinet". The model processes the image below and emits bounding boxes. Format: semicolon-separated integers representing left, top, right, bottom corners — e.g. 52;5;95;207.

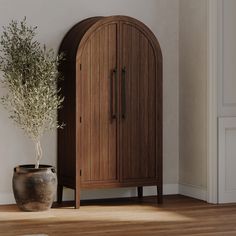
57;16;163;208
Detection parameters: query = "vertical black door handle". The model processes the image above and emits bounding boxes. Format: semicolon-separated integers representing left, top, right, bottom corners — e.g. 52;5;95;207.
110;68;117;121
114;68;118;120
122;67;126;119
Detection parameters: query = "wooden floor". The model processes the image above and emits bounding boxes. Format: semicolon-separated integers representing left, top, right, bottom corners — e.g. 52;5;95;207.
0;195;236;236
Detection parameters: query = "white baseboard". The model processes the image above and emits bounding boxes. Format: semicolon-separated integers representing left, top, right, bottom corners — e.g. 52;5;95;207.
179;183;207;201
3;183;209;205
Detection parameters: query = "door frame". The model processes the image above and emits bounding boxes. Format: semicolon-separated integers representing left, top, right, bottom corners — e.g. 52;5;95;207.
206;0;220;204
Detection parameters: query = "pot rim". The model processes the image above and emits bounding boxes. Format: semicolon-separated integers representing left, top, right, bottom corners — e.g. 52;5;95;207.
14;164;56;173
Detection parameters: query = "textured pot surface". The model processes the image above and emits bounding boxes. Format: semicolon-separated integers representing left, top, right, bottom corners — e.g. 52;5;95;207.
13;165;57;212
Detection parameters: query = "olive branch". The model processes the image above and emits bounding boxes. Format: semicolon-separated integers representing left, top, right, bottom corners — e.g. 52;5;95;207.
0;18;64;168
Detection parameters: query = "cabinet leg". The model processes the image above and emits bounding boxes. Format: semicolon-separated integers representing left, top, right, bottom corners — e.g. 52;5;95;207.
137;186;143;198
157;185;163;204
57;185;63;204
75;187;80;209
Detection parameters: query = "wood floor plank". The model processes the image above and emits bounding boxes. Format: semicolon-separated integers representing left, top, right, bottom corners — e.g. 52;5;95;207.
0;195;236;235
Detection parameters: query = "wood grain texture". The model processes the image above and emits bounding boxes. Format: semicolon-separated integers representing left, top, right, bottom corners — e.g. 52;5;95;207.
99;26;109;181
80;23;118;184
108;24;119;182
1;196;236;236
58;17;104;190
81;40;91;182
57;16;162;208
148;44;156;179
90;30;101;181
121;23;157;182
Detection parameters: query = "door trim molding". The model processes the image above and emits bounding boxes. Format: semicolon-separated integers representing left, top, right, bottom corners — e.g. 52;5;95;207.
218;117;236;203
206;0;219;203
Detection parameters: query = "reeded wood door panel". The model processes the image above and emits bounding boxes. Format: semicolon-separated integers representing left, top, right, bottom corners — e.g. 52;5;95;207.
80;23;118;184
121;23;157;181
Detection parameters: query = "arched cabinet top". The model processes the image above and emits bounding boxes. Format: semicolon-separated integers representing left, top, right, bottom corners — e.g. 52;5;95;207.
59;15;162;65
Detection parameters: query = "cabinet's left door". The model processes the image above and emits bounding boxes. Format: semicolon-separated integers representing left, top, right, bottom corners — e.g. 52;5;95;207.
79;23;119;186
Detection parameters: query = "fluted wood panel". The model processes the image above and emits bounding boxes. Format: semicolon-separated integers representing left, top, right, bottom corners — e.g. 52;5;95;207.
81;24;118;183
121;24;156;181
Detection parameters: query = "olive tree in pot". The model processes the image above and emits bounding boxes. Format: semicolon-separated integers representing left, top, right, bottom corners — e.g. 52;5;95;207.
0;19;64;211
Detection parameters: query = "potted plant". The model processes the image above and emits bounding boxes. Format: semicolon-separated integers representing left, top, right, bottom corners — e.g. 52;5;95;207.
0;18;64;211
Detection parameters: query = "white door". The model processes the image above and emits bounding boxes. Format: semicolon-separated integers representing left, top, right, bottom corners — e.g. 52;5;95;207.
218;117;236;203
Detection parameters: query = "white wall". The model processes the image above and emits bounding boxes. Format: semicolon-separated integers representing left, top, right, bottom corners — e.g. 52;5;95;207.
179;0;208;200
0;0;179;204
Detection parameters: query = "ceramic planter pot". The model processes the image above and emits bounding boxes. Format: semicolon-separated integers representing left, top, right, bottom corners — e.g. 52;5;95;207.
12;165;57;212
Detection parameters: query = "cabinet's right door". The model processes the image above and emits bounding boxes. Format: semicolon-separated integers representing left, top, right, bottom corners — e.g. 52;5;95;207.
120;22;162;183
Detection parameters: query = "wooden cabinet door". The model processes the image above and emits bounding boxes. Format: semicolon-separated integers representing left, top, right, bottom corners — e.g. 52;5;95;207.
120;23;158;182
80;23;119;185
